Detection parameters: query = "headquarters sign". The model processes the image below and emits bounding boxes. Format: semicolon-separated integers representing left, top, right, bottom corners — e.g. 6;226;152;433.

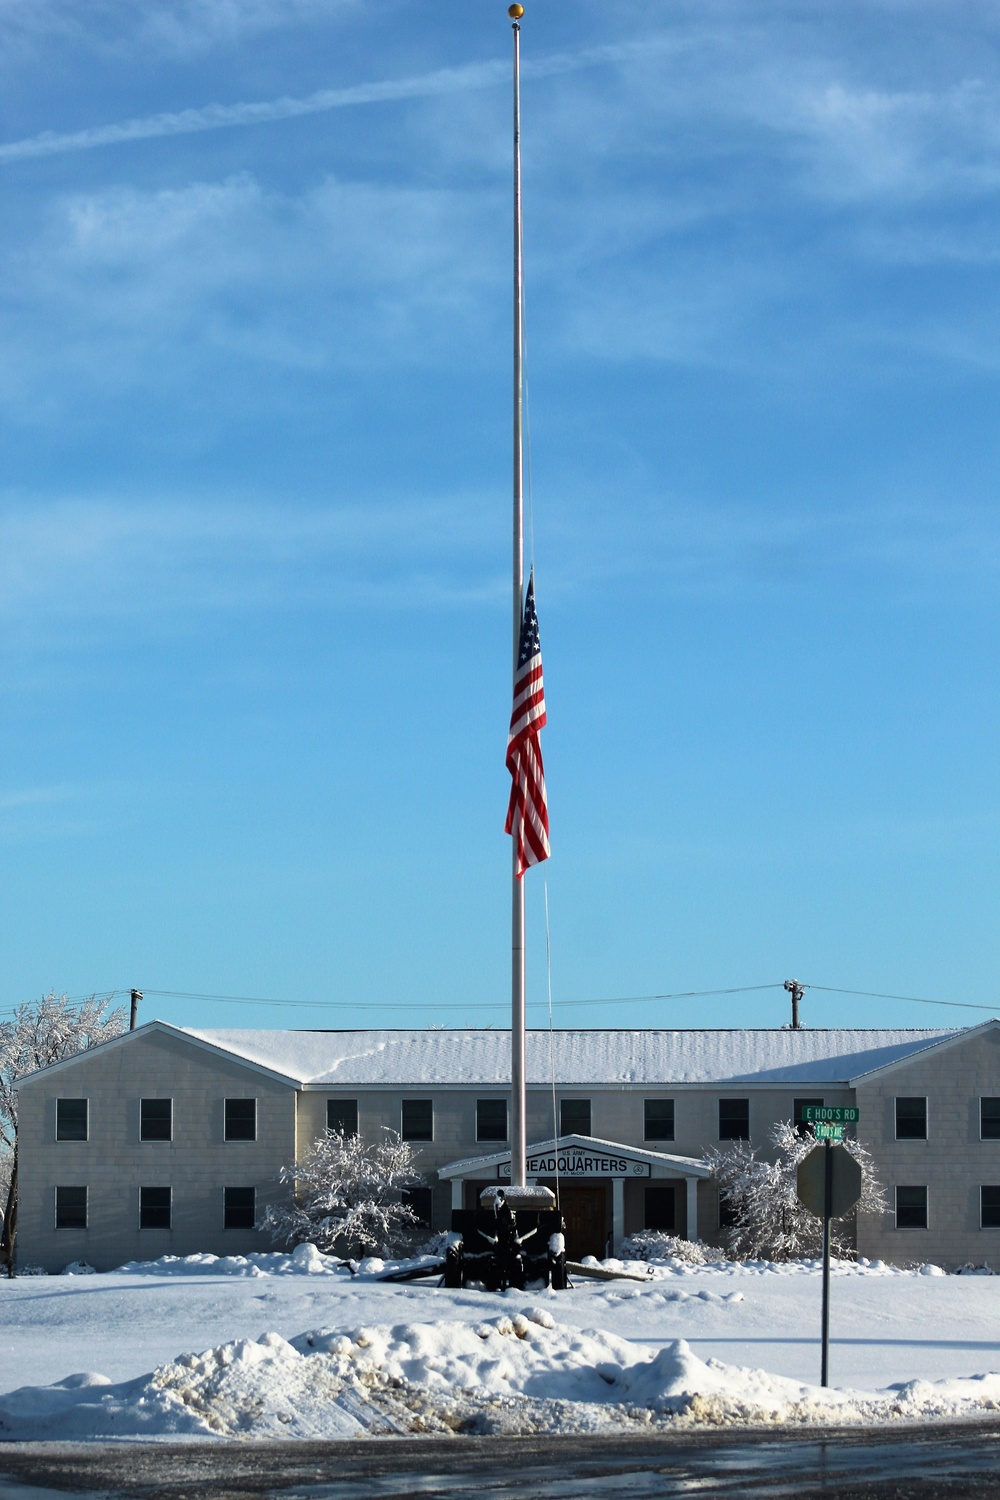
500;1152;651;1179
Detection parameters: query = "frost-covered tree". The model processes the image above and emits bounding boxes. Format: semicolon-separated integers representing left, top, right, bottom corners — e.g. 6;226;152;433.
260;1128;427;1258
707;1120;887;1262
0;992;127;1273
0;1152;10;1231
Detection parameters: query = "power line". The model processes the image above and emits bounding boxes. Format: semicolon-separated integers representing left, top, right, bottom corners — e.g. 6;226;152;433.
0;981;783;1018
1;980;996;1019
139;982;786;1011
802;983;999;1014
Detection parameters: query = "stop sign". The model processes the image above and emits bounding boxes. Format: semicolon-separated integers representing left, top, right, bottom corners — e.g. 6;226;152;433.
796;1143;863;1219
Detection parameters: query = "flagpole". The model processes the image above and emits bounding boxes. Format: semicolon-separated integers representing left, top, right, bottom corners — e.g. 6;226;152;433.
510;3;527;1192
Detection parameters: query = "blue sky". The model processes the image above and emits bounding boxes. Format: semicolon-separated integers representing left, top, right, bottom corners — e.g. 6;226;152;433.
3;0;1000;1035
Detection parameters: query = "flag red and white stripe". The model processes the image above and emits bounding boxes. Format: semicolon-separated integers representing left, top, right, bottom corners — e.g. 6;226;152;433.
505;570;550;878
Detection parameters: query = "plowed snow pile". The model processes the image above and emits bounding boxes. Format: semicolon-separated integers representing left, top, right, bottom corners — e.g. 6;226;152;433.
4;1308;1000;1441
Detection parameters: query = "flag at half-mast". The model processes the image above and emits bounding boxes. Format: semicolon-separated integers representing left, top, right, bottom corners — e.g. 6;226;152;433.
505;569;550;878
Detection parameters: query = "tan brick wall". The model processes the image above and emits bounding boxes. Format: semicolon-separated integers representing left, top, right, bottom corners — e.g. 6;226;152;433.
855;1028;1000;1269
17;1028;296;1272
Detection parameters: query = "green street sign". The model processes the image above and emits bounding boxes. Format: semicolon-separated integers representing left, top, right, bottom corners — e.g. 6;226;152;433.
803;1106;860;1124
813;1122;844;1141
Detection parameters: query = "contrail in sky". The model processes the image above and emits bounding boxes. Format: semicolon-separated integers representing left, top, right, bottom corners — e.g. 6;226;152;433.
0;42;649;166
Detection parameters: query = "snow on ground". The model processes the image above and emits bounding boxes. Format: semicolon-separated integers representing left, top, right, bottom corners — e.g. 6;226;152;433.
2;1247;1000;1440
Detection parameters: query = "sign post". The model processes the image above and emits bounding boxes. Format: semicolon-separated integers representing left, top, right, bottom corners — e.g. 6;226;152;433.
797;1109;863;1387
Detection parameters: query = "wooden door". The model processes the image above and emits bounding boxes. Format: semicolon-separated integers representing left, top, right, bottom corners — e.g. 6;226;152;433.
557;1186;608;1261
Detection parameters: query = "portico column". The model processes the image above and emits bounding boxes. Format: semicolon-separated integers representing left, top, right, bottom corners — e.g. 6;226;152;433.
612;1178;624;1255
451;1178;464;1212
686;1177;698;1241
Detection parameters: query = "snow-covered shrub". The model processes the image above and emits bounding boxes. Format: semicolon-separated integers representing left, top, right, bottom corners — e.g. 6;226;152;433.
260;1128;427;1259
413;1230;451;1258
15;1264;48;1276
620;1231;730;1266
955;1262;995;1276
707;1121;887;1262
62;1261;97;1276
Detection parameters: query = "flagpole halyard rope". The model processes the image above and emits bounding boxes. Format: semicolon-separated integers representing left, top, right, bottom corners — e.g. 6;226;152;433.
544;877;560;1210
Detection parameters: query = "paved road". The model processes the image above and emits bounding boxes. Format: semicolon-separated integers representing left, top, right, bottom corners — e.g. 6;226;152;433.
3;1424;1000;1500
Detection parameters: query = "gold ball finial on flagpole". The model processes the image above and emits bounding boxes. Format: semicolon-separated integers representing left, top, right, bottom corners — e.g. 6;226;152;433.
508;5;524;18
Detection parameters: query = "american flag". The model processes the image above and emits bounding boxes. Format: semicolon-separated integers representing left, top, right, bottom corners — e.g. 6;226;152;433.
505;569;550;878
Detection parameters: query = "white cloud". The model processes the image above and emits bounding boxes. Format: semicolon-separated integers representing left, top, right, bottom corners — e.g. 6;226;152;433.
5;5;1000;401
0;170;506;411
0;784;79;811
0;58;509;165
0;495;507;636
0;0;361;62
2;489;998;654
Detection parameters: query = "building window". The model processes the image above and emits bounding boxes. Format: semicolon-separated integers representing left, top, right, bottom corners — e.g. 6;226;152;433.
55;1185;87;1230
895;1097;927;1141
981;1099;1000;1141
560;1099;591;1136
401;1099;433;1142
793;1098;824;1137
403;1186;433;1227
139;1186;171;1230
140;1099;172;1142
644;1185;676;1231
719;1099;750;1141
476;1099;508;1142
644;1099;675;1142
56;1099;88;1142
224;1098;257;1142
326;1099;359;1138
895;1185;928;1229
224;1187;257;1230
981;1187;1000;1228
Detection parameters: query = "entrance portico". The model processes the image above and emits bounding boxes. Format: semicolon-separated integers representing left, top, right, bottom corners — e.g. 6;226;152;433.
439;1134;711;1258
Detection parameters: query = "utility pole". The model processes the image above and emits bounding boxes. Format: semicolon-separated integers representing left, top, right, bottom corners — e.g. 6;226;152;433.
129;989;142;1031
783;979;804;1030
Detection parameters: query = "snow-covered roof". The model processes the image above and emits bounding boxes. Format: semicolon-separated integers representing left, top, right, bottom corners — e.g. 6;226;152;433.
177;1025;964;1087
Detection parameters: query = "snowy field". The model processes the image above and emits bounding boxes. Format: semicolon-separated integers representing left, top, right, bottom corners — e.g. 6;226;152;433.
1;1248;1000;1440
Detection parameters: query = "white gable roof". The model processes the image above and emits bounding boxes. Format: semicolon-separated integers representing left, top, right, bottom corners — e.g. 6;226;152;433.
439;1134;711;1178
178;1025;963;1087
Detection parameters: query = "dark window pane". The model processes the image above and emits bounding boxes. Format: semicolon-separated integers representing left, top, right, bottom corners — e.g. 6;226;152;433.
224;1187;256;1230
644;1185;676;1231
140;1099;172;1142
477;1099;508;1142
644;1100;675;1142
719;1099;750;1141
896;1185;928;1229
225;1098;257;1141
560;1099;591;1137
56;1099;88;1142
139;1186;171;1229
895;1097;927;1140
982;1187;1000;1229
326;1099;359;1138
982;1099;1000;1140
55;1185;87;1229
404;1186;433;1226
718;1191;738;1229
793;1098;824;1137
401;1099;433;1141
